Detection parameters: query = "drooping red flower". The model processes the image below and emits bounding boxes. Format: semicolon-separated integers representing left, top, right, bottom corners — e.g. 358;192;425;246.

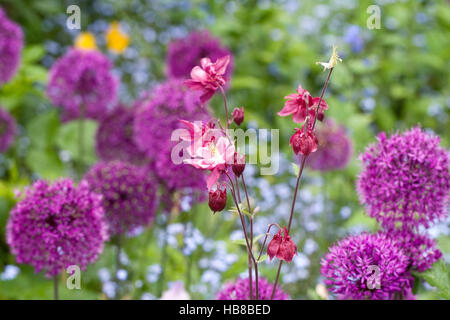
290;126;318;156
208;184;227;213
232;152;246;177
278;85;328;124
232;107;244;126
184;55;230;103
267;227;297;263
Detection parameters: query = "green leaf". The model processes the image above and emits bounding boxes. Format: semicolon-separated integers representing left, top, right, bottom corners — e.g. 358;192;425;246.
56;119;98;164
257;254;268;263
231;234;264;246
292;162;299;176
420;260;450;300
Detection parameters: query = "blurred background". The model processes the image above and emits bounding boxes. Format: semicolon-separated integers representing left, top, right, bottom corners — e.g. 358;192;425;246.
0;0;449;299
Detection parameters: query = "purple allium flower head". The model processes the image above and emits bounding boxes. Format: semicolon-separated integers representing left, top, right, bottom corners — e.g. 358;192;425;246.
6;179;108;278
216;277;289;300
321;233;414;300
0;106;17;152
381;230;442;273
96;105;147;166
166;30;233;80
343;25;364;53
0;7;23;85
46;48;118;122
357;127;450;230
84;160;158;236
134;79;210;199
306;118;352;171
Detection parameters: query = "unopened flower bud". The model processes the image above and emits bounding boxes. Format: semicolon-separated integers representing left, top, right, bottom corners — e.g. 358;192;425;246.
208;185;227;213
232;107;244;126
232;152;246;177
290;126;318;156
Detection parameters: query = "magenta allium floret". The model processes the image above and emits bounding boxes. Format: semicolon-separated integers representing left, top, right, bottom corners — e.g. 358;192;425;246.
0;7;23;85
216;277;289;300
83;160;158;236
166;30;233;80
0;106;17;152
307;118;352;171
381;230;442;273
134;79;210;196
6;179;108;278
357;127;450;230
46;48;118;122
96;105;147;166
321;232;414;300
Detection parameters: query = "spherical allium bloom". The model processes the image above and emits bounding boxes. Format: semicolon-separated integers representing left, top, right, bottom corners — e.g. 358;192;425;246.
0;106;17;152
216;277;289;300
83;160;158;236
134;79;210;196
307;119;352;171
96;105;147;166
46;48;118;122
321;233;414;300
357;127;450;230
0;7;23;85
6;179;108;278
381;230;442;272
166;30;233;80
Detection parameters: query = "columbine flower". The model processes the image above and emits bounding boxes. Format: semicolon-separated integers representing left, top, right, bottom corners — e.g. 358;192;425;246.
0;106;17;152
184;55;231;103
232;107;244;126
74;32;97;50
46;48;118;122
277;86;328;124
208;184;227;213
166;30;233;80
306;118;352;171
0;7;24;85
321;233;413;300
316;45;342;71
6;179;108;278
357;127;450;230
95;105;147;166
267;227;297;263
181;120;235;189
133;79;210;199
83;160;158;236
216;277;289;300
290;126;318;156
106;22;130;54
232;152;246;177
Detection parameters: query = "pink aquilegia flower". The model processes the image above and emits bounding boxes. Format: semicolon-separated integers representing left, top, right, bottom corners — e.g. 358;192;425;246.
278;85;328;124
180;120;235;189
267;227;297;263
208;184;227;213
290;125;318;156
184;55;230;103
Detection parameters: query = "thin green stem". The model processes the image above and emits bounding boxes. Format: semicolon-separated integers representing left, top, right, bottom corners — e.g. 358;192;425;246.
53;275;59;300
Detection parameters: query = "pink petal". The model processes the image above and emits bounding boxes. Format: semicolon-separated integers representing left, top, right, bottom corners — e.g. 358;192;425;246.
200;57;211;69
184;79;204;90
277;101;298;116
200;89;215;104
214;55;230;75
206;168;221;190
190;66;208;82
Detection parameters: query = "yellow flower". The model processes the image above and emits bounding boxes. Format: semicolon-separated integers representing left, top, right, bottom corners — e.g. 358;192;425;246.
74;32;97;50
106;22;130;54
316;45;342;71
